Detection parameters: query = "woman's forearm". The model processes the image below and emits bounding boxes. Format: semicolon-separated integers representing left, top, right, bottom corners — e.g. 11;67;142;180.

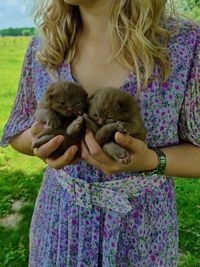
10;128;200;177
161;143;200;178
10;128;34;156
9;122;77;170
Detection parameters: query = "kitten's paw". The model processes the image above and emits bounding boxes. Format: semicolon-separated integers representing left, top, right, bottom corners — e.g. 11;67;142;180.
83;113;89;119
95;131;106;145
32;134;56;148
103;142;131;164
117;121;128;133
46;115;61;129
66;116;83;136
76;116;84;128
117;151;131;165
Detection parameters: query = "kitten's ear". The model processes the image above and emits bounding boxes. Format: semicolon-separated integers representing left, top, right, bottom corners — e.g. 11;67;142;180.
88;93;95;101
44;84;56;101
117;99;129;112
69;82;88;99
83;89;88;99
77;84;88;99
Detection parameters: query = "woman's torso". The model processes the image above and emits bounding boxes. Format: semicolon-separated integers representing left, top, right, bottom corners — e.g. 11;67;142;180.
31;19;198;182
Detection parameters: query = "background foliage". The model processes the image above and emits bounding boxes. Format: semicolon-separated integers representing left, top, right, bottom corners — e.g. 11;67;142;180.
177;0;200;22
0;28;36;37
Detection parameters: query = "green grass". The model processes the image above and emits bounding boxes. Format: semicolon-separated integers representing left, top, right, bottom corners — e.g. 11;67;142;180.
175;179;200;266
0;37;200;266
0;37;45;266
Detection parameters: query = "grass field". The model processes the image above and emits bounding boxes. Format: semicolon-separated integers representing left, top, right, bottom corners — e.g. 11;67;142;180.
0;37;45;267
0;37;200;266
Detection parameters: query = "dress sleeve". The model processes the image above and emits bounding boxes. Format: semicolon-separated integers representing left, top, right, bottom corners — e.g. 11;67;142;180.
0;37;38;147
178;25;200;147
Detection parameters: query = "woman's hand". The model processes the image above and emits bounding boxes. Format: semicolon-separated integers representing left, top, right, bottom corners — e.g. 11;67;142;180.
31;122;79;169
81;130;158;175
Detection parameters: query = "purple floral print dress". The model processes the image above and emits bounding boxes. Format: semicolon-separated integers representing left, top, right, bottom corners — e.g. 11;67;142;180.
1;19;200;267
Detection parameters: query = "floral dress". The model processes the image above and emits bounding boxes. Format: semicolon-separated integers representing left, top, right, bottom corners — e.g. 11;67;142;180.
1;19;200;267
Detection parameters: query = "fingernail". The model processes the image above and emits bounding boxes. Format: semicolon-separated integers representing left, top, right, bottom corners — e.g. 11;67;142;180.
56;136;64;143
31;122;37;129
115;132;124;142
71;146;78;153
115;131;122;138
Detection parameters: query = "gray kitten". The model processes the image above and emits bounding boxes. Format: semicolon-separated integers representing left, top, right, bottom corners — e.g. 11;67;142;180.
33;81;88;158
84;87;146;164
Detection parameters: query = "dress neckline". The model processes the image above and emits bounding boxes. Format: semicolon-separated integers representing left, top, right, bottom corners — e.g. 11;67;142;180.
65;62;136;91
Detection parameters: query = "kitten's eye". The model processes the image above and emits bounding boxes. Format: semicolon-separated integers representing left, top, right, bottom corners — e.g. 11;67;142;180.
107;118;114;123
59;102;65;105
92;113;97;117
107;115;113;119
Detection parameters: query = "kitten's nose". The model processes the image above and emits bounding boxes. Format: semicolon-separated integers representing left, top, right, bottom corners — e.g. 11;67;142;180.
67;107;73;111
97;118;104;125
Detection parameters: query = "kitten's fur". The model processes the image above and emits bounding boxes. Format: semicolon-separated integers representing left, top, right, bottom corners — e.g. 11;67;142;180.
84;87;146;164
33;81;88;158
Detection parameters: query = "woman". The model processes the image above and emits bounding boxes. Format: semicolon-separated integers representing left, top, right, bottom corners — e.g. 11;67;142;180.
1;0;200;266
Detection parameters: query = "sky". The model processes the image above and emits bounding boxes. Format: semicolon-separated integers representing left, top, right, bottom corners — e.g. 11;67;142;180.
0;0;34;29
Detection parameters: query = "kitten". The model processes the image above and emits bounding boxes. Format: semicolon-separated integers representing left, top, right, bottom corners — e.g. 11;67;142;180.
32;81;88;158
84;87;146;164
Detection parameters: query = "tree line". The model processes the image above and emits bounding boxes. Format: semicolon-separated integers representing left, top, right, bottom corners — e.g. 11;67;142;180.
0;27;36;37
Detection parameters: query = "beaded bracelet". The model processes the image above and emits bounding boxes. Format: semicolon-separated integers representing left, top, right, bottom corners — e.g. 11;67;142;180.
141;148;167;176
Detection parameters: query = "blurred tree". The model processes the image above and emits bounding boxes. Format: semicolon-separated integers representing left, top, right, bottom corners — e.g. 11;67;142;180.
22;29;31;36
185;0;200;9
177;0;200;22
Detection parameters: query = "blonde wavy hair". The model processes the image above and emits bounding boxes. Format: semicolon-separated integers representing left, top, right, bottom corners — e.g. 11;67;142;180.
31;0;177;92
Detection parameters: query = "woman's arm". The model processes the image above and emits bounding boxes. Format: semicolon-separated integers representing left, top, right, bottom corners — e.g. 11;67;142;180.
10;128;34;156
10;122;79;169
161;143;200;177
10;124;64;156
81;130;200;178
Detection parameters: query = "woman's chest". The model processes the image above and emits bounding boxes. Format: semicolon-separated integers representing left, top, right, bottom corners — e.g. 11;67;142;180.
70;58;131;96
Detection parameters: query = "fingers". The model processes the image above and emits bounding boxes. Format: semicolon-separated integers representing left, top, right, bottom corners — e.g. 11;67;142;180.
31;121;80;169
81;131;119;175
46;145;78;169
81;140;102;169
115;132;145;153
84;130;101;154
84;130;110;162
33;135;64;159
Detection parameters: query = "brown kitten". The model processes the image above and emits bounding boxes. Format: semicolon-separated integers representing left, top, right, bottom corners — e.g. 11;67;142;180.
33;81;88;158
84;87;146;164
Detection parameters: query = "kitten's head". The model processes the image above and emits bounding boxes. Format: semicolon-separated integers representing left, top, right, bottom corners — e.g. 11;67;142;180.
45;81;88;116
88;87;140;125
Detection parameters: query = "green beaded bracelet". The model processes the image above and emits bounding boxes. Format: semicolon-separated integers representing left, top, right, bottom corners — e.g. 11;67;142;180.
141;148;167;176
150;148;167;175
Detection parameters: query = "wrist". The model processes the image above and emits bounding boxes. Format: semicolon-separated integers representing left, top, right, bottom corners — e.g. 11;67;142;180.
10;128;34;156
141;147;167;176
144;148;159;171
